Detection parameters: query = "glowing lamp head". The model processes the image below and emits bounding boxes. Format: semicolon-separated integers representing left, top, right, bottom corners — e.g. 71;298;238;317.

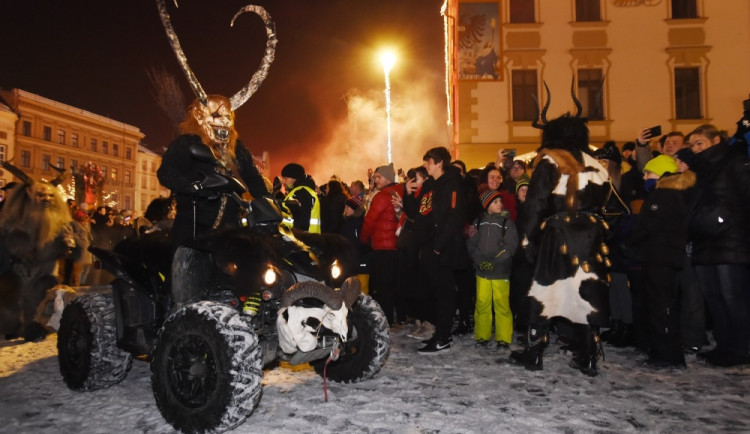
380;51;396;74
330;260;342;280
263;267;277;286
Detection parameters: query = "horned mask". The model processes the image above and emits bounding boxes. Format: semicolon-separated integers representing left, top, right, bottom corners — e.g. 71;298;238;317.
157;0;277;144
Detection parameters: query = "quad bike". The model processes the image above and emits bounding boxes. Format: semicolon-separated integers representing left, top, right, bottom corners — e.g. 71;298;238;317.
56;145;390;433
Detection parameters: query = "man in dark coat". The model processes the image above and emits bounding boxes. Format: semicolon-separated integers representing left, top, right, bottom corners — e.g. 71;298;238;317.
417;147;468;354
687;124;750;367
157;95;269;248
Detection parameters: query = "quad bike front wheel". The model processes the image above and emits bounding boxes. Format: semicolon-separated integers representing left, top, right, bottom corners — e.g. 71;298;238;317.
150;301;263;433
312;295;390;383
57;293;133;390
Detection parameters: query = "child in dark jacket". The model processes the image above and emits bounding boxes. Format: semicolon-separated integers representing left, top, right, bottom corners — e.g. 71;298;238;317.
466;190;519;349
628;155;693;368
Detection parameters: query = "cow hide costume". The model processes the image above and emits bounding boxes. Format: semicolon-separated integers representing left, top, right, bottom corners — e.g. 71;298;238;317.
510;83;611;376
0;168;83;341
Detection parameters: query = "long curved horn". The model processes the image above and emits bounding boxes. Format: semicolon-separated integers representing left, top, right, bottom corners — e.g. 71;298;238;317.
339;276;362;309
280;281;344;310
49;165;66;187
229;5;278;111
530;93;543;130
571;77;582;118
156;0;207;106
541;81;551;123
1;161;32;186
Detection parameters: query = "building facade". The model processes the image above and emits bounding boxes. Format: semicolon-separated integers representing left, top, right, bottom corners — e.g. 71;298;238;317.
0;100;17;188
0;88;167;213
445;0;750;169
136;144;169;213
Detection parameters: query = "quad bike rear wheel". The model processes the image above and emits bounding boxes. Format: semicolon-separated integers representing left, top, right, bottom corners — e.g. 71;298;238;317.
57;293;133;390
312;295;390;383
150;301;262;433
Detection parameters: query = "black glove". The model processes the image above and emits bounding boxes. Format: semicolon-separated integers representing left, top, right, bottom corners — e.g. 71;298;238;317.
190;181;218;199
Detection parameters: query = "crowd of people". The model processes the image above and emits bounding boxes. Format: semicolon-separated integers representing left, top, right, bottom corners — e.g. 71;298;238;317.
277;112;750;375
2;87;749;379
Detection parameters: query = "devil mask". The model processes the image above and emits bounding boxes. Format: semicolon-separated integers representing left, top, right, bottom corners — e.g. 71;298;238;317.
181;95;238;147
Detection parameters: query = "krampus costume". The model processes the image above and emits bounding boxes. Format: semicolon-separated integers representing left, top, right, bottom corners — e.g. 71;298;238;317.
0;167;83;341
510;83;611;376
157;94;271;247
155;2;277;248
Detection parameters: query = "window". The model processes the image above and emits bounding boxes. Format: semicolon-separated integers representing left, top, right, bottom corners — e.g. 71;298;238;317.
113;144;119;157
512;70;538;121
672;0;697;19
141;161;147;171
124;195;131;211
43;126;52;141
124;170;132;185
42;154;51;171
57;129;66;145
102;141;109;155
22;121;31;137
675;67;701;119
125;147;132;160
142;174;148;188
101;165;108;180
71;133;79;148
577;69;605;120
0;145;6;162
56;157;65;170
0;131;6;140
575;0;601;22
91;138;97;152
111;168;118;182
21;150;31;168
510;0;535;23
150;162;156;173
71;159;78;171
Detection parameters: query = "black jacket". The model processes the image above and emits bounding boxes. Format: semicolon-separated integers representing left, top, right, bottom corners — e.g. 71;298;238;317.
688;142;750;264
628;171;695;268
429;166;469;268
157;135;267;245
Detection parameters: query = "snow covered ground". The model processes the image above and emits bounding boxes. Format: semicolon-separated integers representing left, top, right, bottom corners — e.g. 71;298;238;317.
1;326;749;433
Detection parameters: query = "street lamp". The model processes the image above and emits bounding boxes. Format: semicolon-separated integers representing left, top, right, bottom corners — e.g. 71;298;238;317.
380;50;396;164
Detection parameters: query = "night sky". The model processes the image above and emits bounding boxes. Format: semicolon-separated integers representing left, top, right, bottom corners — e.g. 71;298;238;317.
0;0;447;181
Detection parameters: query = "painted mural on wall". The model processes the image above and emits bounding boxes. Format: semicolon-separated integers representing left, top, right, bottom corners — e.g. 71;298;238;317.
458;1;502;81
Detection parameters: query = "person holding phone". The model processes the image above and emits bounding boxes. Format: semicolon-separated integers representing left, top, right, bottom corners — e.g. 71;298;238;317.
360;162;402;326
634;127;687;171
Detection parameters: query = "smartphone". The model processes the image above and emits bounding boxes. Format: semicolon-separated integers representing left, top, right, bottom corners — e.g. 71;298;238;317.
646;125;662;139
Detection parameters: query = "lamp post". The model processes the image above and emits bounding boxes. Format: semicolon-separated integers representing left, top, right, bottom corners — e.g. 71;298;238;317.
380;50;396;164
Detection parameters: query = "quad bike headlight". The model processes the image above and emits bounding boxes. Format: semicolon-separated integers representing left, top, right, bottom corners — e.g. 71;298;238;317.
263;266;277;286
330;260;342;280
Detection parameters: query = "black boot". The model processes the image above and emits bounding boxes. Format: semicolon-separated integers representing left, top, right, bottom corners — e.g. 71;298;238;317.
600;320;621;343
569;326;603;377
610;322;635;348
453;318;472;336
510;326;549;371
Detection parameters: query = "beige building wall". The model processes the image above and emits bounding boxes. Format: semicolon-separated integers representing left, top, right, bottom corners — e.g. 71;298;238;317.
0;101;18;188
448;0;750;171
136;144;170;213
0;88;154;213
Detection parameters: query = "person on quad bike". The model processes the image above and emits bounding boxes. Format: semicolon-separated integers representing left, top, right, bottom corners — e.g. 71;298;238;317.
157;94;271;247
